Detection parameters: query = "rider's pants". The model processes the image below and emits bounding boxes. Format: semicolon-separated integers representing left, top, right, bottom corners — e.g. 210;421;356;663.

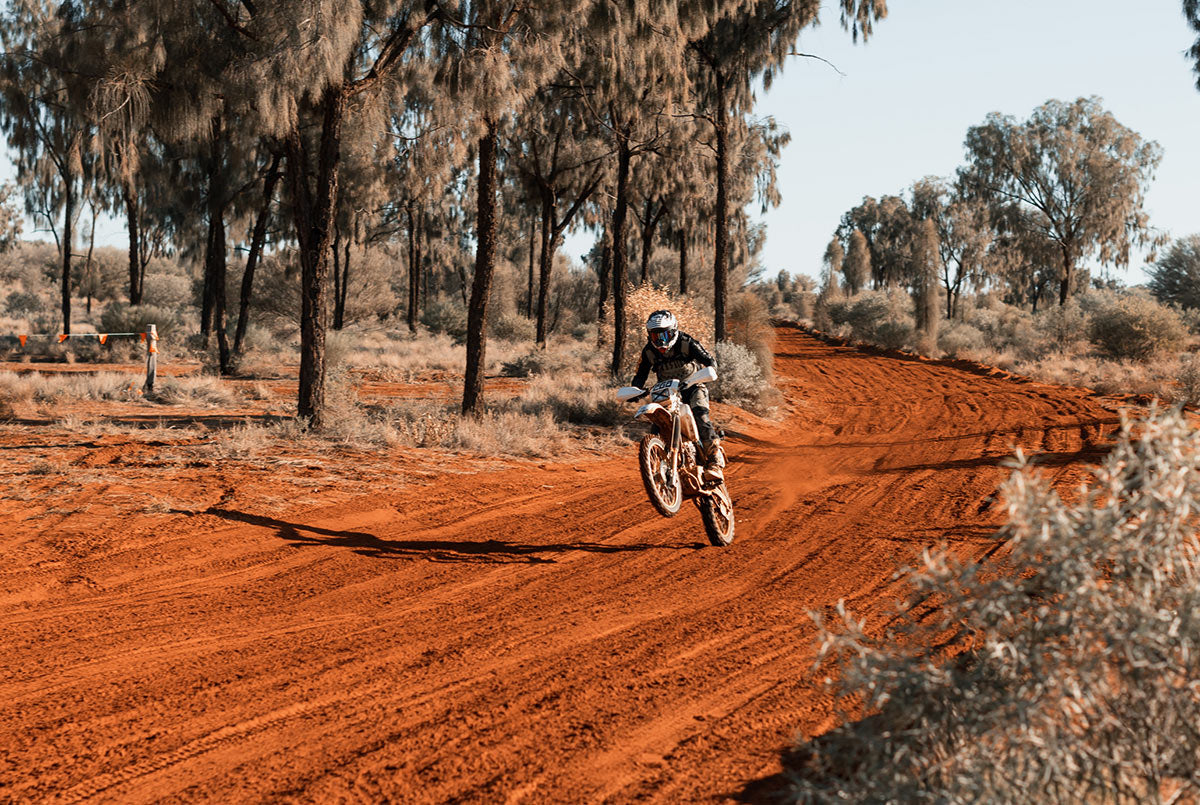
683;384;717;445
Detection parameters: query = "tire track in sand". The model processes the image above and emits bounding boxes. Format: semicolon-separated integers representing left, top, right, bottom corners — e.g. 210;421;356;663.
0;326;1123;803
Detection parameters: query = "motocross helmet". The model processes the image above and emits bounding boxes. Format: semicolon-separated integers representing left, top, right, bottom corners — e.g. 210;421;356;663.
646;310;679;353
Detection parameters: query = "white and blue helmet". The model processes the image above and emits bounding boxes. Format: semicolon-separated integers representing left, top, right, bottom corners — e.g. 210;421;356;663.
646;309;679;352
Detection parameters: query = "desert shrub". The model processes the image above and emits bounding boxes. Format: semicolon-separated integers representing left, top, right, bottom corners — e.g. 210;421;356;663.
140;270;192;309
380;401;458;448
0;371;137;402
790;409;1200;804
450;408;569;456
324;329;354;371
99;302;182;341
1176;354;1200;406
964;301;1035;356
710;341;762;407
500;339;603;379
517;373;625;426
1088;292;1188;361
726;291;776;383
1033;298;1091;353
155;375;239;407
249;251;302;325
1178;306;1200;335
421;297;468;342
489;310;535;342
827;289;915;350
4;289;41;317
341;248;401;324
936;320;987;358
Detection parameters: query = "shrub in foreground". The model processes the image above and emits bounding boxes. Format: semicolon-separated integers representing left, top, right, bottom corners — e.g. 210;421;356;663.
790;409;1200;804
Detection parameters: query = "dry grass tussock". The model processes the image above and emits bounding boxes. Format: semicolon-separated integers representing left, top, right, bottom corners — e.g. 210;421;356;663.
0;370;242;409
309;369;629;457
792;408;1200;803
0;371;140;405
324;326;534;381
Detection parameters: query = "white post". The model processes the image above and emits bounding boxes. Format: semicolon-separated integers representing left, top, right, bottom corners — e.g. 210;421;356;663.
144;324;158;394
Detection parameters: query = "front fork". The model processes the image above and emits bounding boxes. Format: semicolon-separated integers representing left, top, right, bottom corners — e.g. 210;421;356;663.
653;416;683;487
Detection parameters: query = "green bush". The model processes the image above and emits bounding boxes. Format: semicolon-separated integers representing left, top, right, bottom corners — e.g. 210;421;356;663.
792;409;1200;803
420;297;468;342
1033;298;1090;352
98;302;181;341
141;271;193;309
727;292;776;383
711;340;779;414
517;373;625;426
4;290;42;317
937;320;987;357
965;301;1035;355
489;311;535;342
827;289;915;350
1088;293;1188;360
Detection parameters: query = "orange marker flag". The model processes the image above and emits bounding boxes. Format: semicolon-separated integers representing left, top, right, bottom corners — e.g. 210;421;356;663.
139;332;146;343
58;334;69;343
18;334;27;347
99;334;108;345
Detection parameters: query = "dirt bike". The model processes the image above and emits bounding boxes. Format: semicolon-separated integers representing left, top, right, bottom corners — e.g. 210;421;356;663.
617;366;736;547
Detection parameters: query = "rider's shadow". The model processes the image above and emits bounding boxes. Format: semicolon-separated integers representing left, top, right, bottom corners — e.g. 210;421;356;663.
199;508;696;564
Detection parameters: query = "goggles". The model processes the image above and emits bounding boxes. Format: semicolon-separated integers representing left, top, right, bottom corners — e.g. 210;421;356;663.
649;329;675;349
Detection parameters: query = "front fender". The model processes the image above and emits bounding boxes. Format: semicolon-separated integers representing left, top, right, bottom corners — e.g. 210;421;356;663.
635;403;674;433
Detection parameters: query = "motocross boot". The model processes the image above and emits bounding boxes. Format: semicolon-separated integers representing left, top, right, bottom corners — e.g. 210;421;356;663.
702;439;726;484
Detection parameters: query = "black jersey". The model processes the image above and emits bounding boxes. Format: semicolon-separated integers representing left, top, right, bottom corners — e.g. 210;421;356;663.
631;332;715;388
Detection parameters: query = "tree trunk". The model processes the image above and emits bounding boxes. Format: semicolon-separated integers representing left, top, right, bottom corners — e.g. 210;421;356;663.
712;77;729;343
598;238;611;331
339;237;351;326
1059;245;1073;306
610;136;631;377
640;198;653;284
84;204;96;315
535;190;554;346
204;128;232;374
234;151;282;356
60;174;73;336
124;186;142;305
416;216;426;314
331;228;342;330
526;217;535;319
406;203;417;333
287;86;346;428
678;230;689;295
463;121;498;415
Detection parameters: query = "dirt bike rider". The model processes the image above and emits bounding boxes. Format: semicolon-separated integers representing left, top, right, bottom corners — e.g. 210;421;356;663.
631;310;726;481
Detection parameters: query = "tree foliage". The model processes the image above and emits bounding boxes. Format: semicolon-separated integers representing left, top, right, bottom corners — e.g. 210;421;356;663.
1148;234;1200;310
959;97;1162;306
1186;0;1200;91
0;0;896;423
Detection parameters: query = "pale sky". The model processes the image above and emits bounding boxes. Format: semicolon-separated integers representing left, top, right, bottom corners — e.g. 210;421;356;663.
748;0;1200;284
5;1;1199;288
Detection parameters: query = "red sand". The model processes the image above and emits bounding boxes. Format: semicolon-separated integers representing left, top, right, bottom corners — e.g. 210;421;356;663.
0;326;1121;802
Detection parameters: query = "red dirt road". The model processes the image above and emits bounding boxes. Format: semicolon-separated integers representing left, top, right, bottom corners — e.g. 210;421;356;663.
0;327;1121;803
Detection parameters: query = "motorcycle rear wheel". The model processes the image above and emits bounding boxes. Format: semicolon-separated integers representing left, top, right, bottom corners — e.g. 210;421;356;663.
698;484;735;546
639;433;682;517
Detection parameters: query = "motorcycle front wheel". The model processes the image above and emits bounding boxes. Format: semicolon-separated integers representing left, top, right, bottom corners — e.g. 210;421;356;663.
639;433;682;517
698;484;735;546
